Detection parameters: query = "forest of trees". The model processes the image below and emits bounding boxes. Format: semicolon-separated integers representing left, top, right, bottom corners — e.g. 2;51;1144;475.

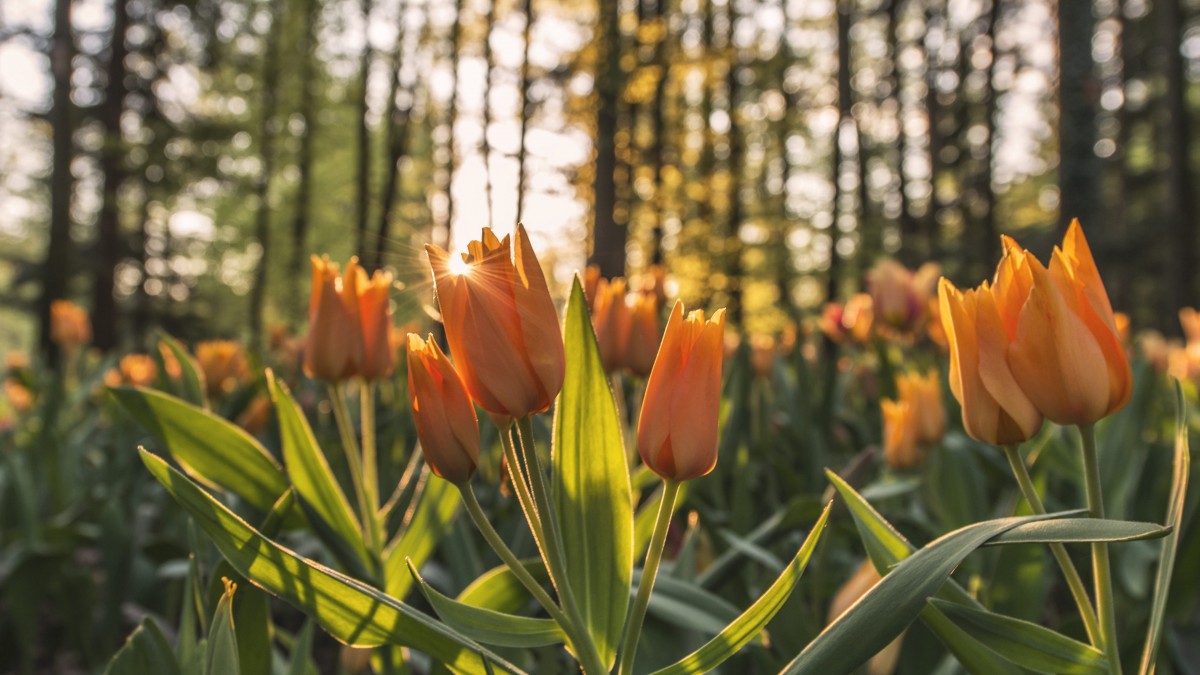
1;0;1198;359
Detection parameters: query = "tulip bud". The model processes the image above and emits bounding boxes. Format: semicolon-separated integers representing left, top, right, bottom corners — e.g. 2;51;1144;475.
881;398;921;470
592;277;631;373
406;334;480;484
868;259;923;332
50;300;91;352
105;354;158;388
637;302;725;482
625;293;661;377
304;256;363;382
426;225;565;419
356;267;396;380
583;264;602;310
843;293;875;342
897;370;945;446
1181;307;1200;345
195;340;249;396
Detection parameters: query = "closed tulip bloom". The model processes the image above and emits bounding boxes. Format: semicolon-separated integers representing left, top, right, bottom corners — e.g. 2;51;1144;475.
356;267;396;380
625;293;661;377
998;222;1132;425
868;259;923;331
195;340;249;396
843;293;875;342
939;278;1043;445
897;370;946;446
407;334;480;484
426;224;565;419
583;264;602;310
50;300;91;351
881;398;921;469
304;256;363;382
593;277;631;373
637;302;726;482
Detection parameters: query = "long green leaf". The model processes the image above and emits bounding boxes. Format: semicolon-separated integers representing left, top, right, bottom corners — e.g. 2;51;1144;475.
1138;380;1191;675
104;619;183;675
918;605;1026;675
928;599;1107;675
408;560;567;648
984;518;1169;546
457;559;550;613
157;332;208;407
651;502;831;675
552;277;634;669
139;449;524;674
207;579;241;675
268;373;367;563
384;473;461;599
113;387;288;513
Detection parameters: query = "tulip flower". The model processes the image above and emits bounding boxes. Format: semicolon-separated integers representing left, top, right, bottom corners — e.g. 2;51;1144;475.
4;379;34;413
938;279;1043;445
356;266;396;380
195;340;249;396
50;300;91;351
104;354;158;388
637;302;725;482
749;334;777;379
592;277;631;373
898;370;946;446
625;293;661;377
881;398;921;470
304;256;363;382
583;264;602;310
426;225;565;419
997;222;1132;425
843;293;875;342
407;334;480;484
1180;307;1200;345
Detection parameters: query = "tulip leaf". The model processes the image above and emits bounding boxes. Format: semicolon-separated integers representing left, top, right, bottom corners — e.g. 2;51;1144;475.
408;560;567;648
139;449;525;675
457;559;550;613
918;605;1027;675
927;599;1108;675
1138;380;1191;674
112;387;289;514
157;332;208;407
551;277;634;669
983;518;1170;546
781;508;1071;675
103;618;183;675
651;502;831;675
206;579;241;675
635;570;743;636
268;373;367;563
383;473;461;599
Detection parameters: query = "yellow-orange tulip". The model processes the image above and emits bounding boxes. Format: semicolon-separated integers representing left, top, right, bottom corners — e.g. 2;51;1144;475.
843;293;875;342
897;370;945;446
4;379;34;413
593;277;631;373
50;300;91;351
304;256;363;382
355;266;396;380
997;222;1132;425
939;279;1043;445
195;340;249;396
426;225;565;420
407;334;480;484
881;398;921;469
828;561;903;675
1180;307;1200;345
637;302;725;482
625;293;661;377
105;354;158;388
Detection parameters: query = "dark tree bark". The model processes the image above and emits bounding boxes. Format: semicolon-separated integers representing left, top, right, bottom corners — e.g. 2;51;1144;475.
1161;0;1196;315
923;0;944;261
355;0;375;259
589;0;624;277
289;0;318;288
248;0;281;350
725;0;744;327
481;0;496;231
888;0;919;265
39;0;75;363
647;0;670;266
371;0;411;271
828;0;851;305
979;0;1001;269
92;0;131;351
442;0;463;246
1057;0;1100;233
516;0;534;225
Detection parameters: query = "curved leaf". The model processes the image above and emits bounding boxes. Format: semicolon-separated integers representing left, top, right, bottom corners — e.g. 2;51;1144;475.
651;502;831;675
113;387;288;513
457;559;550;613
984;518;1169;546
383;473;461;599
157;332;208;407
919;605;1026;675
104;618;183;675
139;449;524;675
409;560;567;648
552;278;634;668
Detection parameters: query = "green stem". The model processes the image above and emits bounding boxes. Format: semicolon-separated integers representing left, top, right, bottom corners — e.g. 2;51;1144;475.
1079;423;1122;675
617;479;680;675
1002;444;1102;647
513;417;605;673
327;382;379;556
360;380;379;511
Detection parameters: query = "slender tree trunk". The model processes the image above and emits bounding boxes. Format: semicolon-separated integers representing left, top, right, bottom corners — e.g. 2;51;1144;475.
289;0;318;298
40;0;75;363
980;0;1001;269
355;0;374;259
442;0;463;245
1057;0;1099;233
1161;0;1196;315
92;0;130;351
725;1;744;328
828;0;851;304
248;0;281;350
589;0;624;277
888;0;918;265
372;0;411;271
648;0;669;265
516;0;535;225
923;1;943;261
481;0;496;231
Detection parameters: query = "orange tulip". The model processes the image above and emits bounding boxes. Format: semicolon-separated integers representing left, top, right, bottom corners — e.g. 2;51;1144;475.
355;266;396;380
843;293;875;342
881;398;921;469
593;277;631;373
583;264;602;310
105;354;158;388
939;278;1043;445
898;370;946;446
236;394;273;436
50;300;91;351
195;340;249;396
304;256;363;382
749;334;777;379
1180;307;1200;344
625;293;661;377
426;225;565;419
997;222;1132;425
637;302;725;482
407;334;480;484
4;379;34;413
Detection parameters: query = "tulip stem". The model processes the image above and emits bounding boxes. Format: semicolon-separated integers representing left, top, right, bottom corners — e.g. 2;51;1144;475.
1002;444;1102;647
327;382;379;558
1080;424;1122;675
617;479;680;675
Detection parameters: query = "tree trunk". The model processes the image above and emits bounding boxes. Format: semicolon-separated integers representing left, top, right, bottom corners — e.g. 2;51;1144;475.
442;0;463;245
40;0;75;363
372;0;411;271
828;0;851;304
248;0;281;350
1057;0;1099;233
979;0;1001;269
355;0;374;259
923;1;943;261
647;0;669;266
725;1;744;327
289;0;318;292
888;0;918;265
589;0;624;277
481;0;496;231
92;0;131;351
1161;0;1196;316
